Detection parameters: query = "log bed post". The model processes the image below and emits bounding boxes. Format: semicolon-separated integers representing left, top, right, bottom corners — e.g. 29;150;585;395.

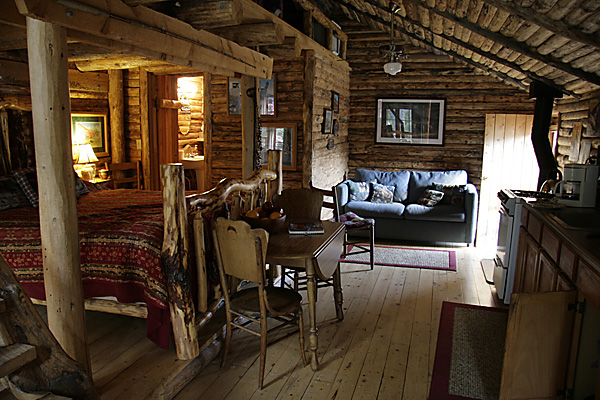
161;163;199;360
26;17;90;372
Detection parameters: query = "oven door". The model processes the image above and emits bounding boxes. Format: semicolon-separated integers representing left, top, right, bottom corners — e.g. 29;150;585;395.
494;204;513;300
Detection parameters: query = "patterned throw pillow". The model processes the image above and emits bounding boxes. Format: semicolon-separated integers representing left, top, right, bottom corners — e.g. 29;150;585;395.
432;183;466;206
417;189;444;207
370;182;395;203
348;180;371;201
13;168;90;207
12;167;39;207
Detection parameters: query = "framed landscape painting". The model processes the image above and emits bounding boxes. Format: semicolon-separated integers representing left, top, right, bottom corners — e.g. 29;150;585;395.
71;113;109;157
376;98;445;145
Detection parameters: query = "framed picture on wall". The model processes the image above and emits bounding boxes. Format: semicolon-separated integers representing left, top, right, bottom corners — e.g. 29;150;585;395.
71;113;109;157
332;91;339;113
260;123;296;170
376;98;445;145
259;75;276;116
322;109;333;134
228;78;242;115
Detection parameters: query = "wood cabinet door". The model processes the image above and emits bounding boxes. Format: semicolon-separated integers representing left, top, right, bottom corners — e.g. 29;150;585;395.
520;233;541;294
500;291;577;400
538;251;558;292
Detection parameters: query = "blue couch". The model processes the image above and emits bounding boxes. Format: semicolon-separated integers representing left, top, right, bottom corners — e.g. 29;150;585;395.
333;169;478;245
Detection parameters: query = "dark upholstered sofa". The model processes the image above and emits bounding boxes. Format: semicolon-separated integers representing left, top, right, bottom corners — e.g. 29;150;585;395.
333;169;478;245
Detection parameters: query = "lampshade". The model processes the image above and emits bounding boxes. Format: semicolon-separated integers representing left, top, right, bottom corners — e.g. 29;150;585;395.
76;143;99;164
384;61;403;75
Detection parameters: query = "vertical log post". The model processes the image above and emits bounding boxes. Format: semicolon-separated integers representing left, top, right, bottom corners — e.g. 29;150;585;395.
241;75;257;179
26;18;90;372
303;50;315;189
267;149;282;201
109;69;125;163
203;73;212;190
140;67;152;190
161;164;199;360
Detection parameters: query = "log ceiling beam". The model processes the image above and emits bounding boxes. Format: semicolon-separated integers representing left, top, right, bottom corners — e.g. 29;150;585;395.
292;0;348;41
208;22;285;47
480;0;600;51
0;24;27;51
13;0;272;79
335;0;576;96
402;0;600;87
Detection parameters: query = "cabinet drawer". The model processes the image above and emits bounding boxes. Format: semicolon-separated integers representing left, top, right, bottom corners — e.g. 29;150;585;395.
576;260;600;313
541;226;560;262
558;244;577;281
527;213;543;243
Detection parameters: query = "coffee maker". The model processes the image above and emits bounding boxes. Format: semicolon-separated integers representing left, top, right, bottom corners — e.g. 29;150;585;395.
557;164;600;207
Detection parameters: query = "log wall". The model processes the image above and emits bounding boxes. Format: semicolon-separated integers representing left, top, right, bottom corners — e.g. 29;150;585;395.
347;37;536;188
554;89;600;168
310;53;351;190
209;57;308;189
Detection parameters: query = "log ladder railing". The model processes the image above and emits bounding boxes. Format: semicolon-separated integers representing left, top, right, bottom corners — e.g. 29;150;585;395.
161;150;283;360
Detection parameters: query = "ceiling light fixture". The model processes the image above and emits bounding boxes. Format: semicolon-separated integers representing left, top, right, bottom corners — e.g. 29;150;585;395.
382;3;405;76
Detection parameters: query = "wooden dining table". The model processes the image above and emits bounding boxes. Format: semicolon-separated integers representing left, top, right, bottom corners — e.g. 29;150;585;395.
266;220;345;370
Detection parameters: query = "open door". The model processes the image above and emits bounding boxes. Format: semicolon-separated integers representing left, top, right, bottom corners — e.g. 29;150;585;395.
500;290;577;399
148;74;178;190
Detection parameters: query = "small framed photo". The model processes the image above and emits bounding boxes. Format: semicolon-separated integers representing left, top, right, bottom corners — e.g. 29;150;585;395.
322;109;333;134
332;91;339;113
259;75;276;116
71;113;109;157
228;77;242;115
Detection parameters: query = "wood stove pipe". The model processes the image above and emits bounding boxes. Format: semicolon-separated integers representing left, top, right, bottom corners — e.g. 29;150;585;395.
529;81;563;189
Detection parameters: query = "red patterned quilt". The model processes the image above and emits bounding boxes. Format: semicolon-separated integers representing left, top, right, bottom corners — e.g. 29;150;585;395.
0;189;171;349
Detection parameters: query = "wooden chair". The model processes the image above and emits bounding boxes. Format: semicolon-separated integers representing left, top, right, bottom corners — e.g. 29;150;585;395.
104;160;141;189
317;184;375;270
272;188;323;223
212;217;307;389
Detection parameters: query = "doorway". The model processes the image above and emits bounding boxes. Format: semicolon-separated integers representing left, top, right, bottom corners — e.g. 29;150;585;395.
477;114;537;258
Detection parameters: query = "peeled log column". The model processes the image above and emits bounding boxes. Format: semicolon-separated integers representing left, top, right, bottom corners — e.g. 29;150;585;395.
26;18;90;372
161;163;199;360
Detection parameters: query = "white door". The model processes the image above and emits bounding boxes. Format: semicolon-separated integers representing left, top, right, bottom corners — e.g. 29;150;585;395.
477;114;538;258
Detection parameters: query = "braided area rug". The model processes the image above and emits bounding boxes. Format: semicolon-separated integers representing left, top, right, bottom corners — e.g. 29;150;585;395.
341;245;457;271
429;301;508;400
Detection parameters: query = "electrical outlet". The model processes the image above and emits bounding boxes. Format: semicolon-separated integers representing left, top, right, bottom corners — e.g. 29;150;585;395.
136;139;142;149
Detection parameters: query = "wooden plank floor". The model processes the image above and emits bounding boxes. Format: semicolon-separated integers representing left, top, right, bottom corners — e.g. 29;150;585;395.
66;244;504;400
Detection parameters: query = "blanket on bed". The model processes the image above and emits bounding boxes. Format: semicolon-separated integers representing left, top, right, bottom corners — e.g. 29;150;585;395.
0;189;172;349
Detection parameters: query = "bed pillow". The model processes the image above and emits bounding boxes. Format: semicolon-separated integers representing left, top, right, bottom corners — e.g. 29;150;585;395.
13;167;39;207
370;182;395;204
347;180;371;201
432;183;466;206
13;168;90;207
417;189;444;207
0;176;31;211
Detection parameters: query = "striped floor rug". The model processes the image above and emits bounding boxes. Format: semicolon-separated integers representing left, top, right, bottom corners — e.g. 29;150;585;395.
341;245;457;271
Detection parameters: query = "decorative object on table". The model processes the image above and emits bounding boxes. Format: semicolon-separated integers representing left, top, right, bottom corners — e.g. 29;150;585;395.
288;221;324;235
73;143;99;181
380;3;406;76
331;91;339;113
241;202;286;234
322;108;333;134
227;77;242;115
98;169;110;180
259;123;296;169
341;245;457;271
376;98;445;145
430;302;508;400
259;75;276;116
71;113;108;157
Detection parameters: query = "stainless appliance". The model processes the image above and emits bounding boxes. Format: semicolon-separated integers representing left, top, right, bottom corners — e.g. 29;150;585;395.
494;189;552;304
557;164;599;207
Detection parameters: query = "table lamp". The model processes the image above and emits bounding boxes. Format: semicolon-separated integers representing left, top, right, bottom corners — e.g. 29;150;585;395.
75;143;98;181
